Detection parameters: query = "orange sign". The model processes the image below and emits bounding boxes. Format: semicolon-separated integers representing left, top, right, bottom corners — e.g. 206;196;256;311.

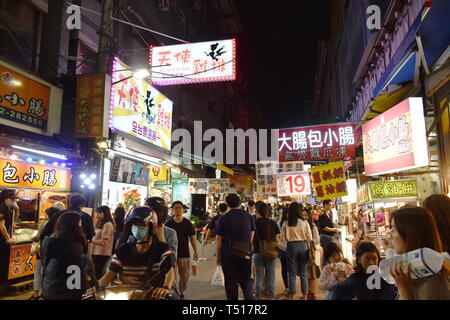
0;159;71;191
8;244;37;280
75;74;108;138
0;64;50;130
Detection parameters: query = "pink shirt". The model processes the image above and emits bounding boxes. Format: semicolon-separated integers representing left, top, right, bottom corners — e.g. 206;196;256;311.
92;221;114;256
319;262;354;290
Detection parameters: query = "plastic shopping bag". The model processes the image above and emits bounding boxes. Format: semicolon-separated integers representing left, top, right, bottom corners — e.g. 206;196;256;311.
211;266;225;287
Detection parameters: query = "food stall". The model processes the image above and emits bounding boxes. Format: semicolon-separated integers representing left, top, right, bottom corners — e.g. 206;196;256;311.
355;179;419;257
0;158;71;289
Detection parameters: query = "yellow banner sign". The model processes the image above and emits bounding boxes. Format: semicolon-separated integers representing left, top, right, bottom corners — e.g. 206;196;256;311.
310;161;347;200
149;165;167;181
0;159;71;191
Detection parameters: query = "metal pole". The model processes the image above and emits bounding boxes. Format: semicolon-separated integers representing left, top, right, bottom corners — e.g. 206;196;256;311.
97;0;113;74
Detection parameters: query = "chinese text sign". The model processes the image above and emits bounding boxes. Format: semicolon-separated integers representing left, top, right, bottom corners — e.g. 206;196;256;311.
0;159;71;191
8;244;37;280
0;64;50;130
310;161;348;200
149;39;236;85
75;74;109;138
368;180;418;200
362;98;429;176
278;123;358;162
111;58;173;151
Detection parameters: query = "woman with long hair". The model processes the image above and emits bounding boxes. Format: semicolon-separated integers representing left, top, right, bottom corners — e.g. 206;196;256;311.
389;206;450;300
91;205;115;280
41;212;88;300
278;203;290;294
281;202;312;300
423;194;450;254
253;202;280;300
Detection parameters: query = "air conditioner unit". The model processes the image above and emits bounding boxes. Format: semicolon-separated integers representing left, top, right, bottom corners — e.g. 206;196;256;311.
194;0;201;11
157;0;170;12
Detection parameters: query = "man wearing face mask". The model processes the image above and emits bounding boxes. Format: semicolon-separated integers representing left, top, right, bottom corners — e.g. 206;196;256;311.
0;189;18;283
99;206;178;300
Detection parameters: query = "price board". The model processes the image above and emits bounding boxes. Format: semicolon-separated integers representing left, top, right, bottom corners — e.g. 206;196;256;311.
276;173;311;197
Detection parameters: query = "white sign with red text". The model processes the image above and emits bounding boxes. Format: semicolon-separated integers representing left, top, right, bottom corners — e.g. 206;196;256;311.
276;173;311;197
149;39;236;85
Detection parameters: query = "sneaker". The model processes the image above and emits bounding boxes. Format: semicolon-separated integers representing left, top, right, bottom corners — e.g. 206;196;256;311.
28;295;40;300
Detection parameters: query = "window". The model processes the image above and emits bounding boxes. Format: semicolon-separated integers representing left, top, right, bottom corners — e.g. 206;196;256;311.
0;0;43;71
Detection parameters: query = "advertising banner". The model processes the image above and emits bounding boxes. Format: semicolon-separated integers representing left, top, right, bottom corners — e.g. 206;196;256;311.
255;161;277;196
368;180;418;200
207;179;230;194
149;39;236;85
310;161;348;200
189;178;209;194
75;74;109;138
149;164;167;181
276;173;311;197
109;156;149;186
0;64;50;130
362;98;429;175
111;58;173;150
8;244;37;280
229;175;254;195
278;123;358;162
0;159;71;191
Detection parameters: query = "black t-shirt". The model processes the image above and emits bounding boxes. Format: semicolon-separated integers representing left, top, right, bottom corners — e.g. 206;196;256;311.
216;209;256;246
207;214;222;235
114;207;126;233
0;203;13;246
110;241;172;286
318;210;336;237
253;218;280;254
165;218;195;259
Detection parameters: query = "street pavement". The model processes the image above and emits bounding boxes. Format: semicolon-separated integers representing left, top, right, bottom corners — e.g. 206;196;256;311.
1;240;324;300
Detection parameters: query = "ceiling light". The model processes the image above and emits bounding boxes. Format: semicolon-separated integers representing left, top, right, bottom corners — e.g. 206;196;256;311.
11;145;68;160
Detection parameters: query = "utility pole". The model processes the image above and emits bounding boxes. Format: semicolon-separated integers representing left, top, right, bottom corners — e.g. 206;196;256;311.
97;0;113;73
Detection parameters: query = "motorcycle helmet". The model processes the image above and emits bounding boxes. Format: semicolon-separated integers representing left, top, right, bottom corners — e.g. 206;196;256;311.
126;206;158;235
144;197;168;225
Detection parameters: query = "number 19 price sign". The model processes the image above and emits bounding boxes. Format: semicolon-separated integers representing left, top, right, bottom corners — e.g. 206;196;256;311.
276;173;311;197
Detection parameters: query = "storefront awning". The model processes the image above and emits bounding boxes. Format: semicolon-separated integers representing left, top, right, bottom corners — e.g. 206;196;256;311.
216;163;234;175
361;83;414;122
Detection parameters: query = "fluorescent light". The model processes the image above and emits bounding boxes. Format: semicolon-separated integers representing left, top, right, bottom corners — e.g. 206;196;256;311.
84;178;92;185
90;174;97;179
80;174;87;179
11;145;68;160
134;69;150;80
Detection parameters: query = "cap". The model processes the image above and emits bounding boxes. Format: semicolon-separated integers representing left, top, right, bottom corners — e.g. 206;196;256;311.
171;201;189;209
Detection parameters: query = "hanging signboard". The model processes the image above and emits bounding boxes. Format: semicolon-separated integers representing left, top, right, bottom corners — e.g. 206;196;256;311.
310;161;348;200
357;184;370;205
149;39;236;85
188;178;209;194
149;164;167;181
278;123;358;162
0;159;71;191
255;161;277;196
229;175;254;195
109;156;149;186
75;73;110;139
207;179;230;194
111;58;173;150
368;180;418;200
362;98;429;175
276;172;311;197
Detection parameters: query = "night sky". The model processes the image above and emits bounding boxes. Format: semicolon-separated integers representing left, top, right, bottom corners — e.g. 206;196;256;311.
235;0;329;129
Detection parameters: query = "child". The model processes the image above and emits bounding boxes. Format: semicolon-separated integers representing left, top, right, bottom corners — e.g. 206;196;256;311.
319;242;353;300
332;242;397;300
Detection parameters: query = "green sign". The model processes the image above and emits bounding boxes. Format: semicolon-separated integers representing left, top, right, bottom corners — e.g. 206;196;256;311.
368;180;418;200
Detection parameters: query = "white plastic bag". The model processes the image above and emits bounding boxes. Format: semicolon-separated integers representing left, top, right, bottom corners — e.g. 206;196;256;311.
211;266;225;287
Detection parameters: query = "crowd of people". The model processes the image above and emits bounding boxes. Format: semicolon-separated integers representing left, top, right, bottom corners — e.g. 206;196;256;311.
0;189;449;300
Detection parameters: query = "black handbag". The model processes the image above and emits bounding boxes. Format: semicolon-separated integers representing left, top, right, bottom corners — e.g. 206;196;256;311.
229;240;253;260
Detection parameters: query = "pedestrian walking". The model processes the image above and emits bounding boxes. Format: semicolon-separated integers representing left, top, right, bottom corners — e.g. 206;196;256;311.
277;207;289;295
215;194;256;300
28;205;63;300
41;212;89;300
253;202;280;300
282;202;312;300
165;201;199;300
332;242;396;300
91;206;115;280
388;206;450;300
305;208;321;300
112;203;126;252
317;200;340;249
319;242;353;300
206;202;228;243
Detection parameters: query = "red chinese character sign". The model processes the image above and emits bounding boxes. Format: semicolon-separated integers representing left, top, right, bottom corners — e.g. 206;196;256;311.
111;58;173;151
75;74;110;138
276;173;311;197
278;123;358;162
149;39;236;85
309;161;348;201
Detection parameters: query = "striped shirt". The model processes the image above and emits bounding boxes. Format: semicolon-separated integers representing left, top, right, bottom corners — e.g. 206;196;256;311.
110;241;172;285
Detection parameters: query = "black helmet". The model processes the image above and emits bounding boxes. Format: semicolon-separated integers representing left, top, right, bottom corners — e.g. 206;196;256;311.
126;206;158;228
144;197;168;225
